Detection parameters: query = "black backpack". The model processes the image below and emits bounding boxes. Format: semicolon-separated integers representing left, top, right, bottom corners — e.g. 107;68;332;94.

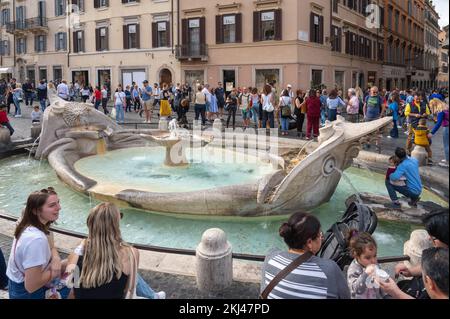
316;201;378;270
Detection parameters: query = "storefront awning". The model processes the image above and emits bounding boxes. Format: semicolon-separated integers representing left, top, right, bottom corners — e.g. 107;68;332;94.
0;67;13;74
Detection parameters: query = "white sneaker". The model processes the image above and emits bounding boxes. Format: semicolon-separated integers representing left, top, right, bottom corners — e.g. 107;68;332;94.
154;291;166;299
387;136;392;138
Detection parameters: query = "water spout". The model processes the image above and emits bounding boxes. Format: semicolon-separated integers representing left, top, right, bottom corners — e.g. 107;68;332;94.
333;167;362;204
28;136;41;160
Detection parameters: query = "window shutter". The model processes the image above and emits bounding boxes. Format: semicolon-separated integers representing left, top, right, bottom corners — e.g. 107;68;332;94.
81;30;85;51
152;22;158;48
95;28;100;51
253;11;261;42
63;33;67;50
35;36;38;52
345;31;350;54
337;27;342;52
6;41;10;55
200;17;206;45
44;36;47;52
122;0;127;3
73;31;78;52
55;33;59;51
274;9;282;40
182;18;189;44
165;22;170;47
136;24;141;49
215;15;223;44
310;13;314;42
123;25;129;49
318;15;324;44
235;13;242;43
105;27;109;50
94;0;100;8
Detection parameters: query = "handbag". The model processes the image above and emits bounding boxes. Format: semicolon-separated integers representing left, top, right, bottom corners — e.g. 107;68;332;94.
260;251;312;299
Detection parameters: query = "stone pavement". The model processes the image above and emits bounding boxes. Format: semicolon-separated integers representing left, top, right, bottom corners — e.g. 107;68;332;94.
6;99;448;165
0;232;260;299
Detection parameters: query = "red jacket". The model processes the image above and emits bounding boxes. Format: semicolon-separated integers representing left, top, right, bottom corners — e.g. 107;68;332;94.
0;110;9;123
306;97;321;117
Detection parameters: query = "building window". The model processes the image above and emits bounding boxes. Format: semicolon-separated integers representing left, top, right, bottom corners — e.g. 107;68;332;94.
124;23;140;49
96;26;108;51
334;71;345;91
310;13;323;44
55;32;67;51
71;0;85;12
311;69;323;88
331;26;341;52
388;6;392;30
94;0;109;8
35;35;47;52
55;0;66;16
0;40;9;56
152;21;169;48
394;11;399;32
122;0;137;4
223;15;236;43
53;66;62;83
253;10;282;42
332;0;339;13
255;69;280;91
16;38;26;54
16;6;25;28
1;9;10;26
216;14;242;44
73;30;84;52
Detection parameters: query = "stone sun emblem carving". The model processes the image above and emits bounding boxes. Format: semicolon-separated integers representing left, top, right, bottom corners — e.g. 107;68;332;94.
52;100;90;127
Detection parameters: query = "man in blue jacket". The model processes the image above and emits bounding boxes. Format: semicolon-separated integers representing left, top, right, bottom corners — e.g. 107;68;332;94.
385;147;423;209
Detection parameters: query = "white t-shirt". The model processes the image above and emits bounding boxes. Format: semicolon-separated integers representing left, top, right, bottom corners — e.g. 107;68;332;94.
114;91;126;105
101;89;108;99
7;226;51;283
201;88;212;103
81;88;90;96
57;83;69;99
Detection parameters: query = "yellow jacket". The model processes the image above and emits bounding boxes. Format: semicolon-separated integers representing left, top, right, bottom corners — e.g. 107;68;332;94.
413;125;430;146
404;101;430;118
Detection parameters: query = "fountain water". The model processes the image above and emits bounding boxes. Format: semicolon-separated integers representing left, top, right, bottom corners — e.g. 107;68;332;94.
28;136;41;160
333;167;363;204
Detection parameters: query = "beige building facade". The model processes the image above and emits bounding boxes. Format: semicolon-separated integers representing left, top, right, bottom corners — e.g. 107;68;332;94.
176;0;385;93
423;0;440;89
438;25;448;88
0;0;180;89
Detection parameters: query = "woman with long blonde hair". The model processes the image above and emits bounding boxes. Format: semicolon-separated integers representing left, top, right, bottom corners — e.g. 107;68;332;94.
68;202;164;299
429;99;449;167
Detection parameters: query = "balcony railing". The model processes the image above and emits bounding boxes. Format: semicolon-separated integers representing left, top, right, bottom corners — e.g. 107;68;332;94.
175;44;208;61
6;17;48;34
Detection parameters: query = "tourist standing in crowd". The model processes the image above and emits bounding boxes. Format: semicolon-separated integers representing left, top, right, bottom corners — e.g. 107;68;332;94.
239;87;251;129
12;83;23;118
201;84;212;122
405;91;431;155
80;85;90;103
429;99;449;167
320;89;328;126
388;92;401;138
261;84;275;129
209;88;219;121
57;80;69;101
159;83;172;118
303;89;321;140
124;85;132;113
66;203;165;299
100;85;109;115
261;212;350;299
152;83;161;114
132;84;141;114
36;80;48;112
250;88;261;128
0;104;14;136
93;86;102;111
279;89;292;136
346;88;360;123
194;85;207;126
346;231;388;299
225;88;238;130
294;90;306;137
326;89;346;122
140;81;153;123
113;85;126;124
22;78;35;107
6;187;69;299
363;86;385;122
385;147;422;209
215;82;226;120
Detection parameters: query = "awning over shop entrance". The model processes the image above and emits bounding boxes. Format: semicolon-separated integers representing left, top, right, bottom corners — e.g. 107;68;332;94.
0;67;13;74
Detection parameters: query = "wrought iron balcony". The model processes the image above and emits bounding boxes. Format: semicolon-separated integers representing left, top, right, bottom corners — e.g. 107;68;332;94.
175;44;208;61
6;17;48;35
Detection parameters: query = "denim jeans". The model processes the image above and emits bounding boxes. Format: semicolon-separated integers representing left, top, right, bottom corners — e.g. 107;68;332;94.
328;109;337;122
444;126;449;162
40;98;47;112
321;108;326;124
194;104;206;125
115;104;125;123
25;92;34;106
94;100;101;110
281;117;290;132
262;111;274;128
13;97;21;116
390;119;399;138
8;280;70;299
385;180;420;202
226;106;237;129
0;248;7;289
251;104;259;124
136;274;156;299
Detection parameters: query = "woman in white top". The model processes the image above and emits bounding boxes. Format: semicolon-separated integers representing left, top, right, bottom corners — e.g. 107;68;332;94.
114;85;126;124
261;84;275;128
6;187;66;299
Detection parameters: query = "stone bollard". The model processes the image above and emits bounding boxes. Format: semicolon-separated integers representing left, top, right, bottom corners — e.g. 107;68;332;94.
31;123;42;140
411;145;428;166
158;117;168;131
196;228;233;292
403;229;432;268
212;118;223;131
0;127;12;148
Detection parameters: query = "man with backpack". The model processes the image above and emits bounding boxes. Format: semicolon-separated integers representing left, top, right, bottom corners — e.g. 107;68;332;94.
238;87;251;129
363;86;385;122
